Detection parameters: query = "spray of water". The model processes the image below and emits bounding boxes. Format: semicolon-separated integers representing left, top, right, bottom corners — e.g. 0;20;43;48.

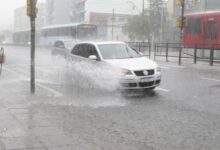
33;51;126;108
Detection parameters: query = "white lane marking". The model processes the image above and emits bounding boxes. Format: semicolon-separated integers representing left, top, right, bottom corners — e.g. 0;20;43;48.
6;53;30;62
7;65;54;76
13;67;30;75
36;79;60;86
36;67;53;75
156;87;170;92
201;77;220;82
6;64;29;67
4;67;27;79
35;83;63;98
4;67;63;98
160;66;170;69
7;65;52;74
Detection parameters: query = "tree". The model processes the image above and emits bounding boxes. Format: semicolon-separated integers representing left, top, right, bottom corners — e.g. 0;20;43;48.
148;0;166;42
123;0;167;42
122;14;150;41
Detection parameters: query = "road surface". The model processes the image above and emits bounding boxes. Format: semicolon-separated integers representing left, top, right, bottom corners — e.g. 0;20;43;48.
0;45;220;150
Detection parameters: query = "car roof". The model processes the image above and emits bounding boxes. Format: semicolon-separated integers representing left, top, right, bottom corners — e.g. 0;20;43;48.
75;41;126;46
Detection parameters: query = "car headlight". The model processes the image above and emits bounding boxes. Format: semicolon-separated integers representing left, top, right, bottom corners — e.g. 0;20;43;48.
119;69;133;76
156;66;161;73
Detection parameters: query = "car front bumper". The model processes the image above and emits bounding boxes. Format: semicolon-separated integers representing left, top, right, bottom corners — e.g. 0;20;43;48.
119;72;162;90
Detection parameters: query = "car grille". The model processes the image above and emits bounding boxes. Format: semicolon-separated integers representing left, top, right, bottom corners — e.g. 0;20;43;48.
139;81;154;87
156;80;161;84
134;69;155;76
121;83;137;88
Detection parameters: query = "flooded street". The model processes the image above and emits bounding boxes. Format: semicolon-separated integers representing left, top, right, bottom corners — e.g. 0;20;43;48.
0;0;220;149
0;46;220;150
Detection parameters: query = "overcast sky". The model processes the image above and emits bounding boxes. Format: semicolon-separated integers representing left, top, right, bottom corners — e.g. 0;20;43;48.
0;0;44;30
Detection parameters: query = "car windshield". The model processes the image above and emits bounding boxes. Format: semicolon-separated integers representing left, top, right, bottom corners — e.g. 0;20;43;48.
98;43;141;59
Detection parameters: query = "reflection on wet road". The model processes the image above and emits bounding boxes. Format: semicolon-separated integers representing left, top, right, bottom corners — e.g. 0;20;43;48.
1;46;220;150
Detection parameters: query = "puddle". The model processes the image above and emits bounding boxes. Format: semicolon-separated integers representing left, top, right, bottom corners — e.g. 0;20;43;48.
31;55;127;108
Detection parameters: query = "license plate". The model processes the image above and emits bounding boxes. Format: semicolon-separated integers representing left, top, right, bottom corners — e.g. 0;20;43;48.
140;77;154;82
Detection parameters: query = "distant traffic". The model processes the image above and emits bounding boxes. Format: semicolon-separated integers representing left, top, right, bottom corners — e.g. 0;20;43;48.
184;11;220;49
13;23;98;49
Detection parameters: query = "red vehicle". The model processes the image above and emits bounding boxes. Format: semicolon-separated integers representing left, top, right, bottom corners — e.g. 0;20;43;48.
183;11;220;49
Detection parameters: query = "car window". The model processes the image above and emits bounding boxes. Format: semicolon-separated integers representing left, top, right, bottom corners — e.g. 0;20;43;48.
71;44;81;56
87;44;99;58
71;44;88;57
98;43;141;59
79;44;90;58
71;44;99;59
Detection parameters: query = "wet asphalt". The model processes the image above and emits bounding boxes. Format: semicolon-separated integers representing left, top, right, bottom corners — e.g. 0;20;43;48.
0;46;220;150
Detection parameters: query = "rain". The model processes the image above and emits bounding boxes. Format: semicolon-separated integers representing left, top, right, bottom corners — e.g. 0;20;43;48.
0;0;220;150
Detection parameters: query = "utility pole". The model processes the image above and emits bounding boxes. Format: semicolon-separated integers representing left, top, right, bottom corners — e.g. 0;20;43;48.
176;0;185;65
201;0;207;11
179;0;185;66
142;0;145;41
160;5;164;43
27;0;38;94
204;0;207;11
0;47;5;75
112;9;115;40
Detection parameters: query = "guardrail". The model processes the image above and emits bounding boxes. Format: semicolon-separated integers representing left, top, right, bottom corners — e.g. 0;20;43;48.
127;42;220;66
154;43;188;62
154;43;220;66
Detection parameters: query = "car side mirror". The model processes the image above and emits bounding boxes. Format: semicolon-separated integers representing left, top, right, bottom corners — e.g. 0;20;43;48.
88;55;97;60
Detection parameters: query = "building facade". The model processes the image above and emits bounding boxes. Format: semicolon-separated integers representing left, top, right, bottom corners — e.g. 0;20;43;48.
185;0;220;12
166;0;220;43
167;0;220;16
46;0;73;25
14;3;45;31
45;0;142;40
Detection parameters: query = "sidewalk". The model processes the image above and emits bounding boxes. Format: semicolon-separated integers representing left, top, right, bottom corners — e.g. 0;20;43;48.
0;71;82;150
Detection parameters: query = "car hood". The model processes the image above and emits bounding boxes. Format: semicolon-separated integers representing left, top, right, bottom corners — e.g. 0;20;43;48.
104;57;157;71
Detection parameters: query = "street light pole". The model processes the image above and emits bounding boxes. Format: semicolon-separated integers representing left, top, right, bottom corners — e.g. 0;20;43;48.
30;7;36;94
160;6;164;43
142;0;145;41
27;0;37;94
112;8;115;40
204;0;207;11
179;0;185;66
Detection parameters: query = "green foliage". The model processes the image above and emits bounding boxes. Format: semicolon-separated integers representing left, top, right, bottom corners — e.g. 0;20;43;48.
123;0;166;42
123;14;150;41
